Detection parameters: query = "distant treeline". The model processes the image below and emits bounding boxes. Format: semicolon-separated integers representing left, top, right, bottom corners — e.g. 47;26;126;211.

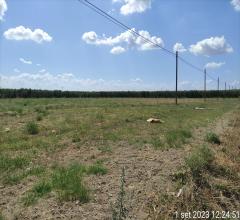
0;88;240;98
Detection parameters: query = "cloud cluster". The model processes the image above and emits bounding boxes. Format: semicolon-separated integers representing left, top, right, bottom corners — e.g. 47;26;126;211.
113;0;151;15
3;26;53;43
231;0;240;11
173;43;187;53
82;29;164;54
19;58;32;65
0;0;7;21
205;62;225;69
189;36;233;56
0;72;154;91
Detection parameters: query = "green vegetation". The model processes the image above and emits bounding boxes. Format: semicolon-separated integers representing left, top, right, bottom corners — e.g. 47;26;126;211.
87;163;108;175
0;98;239;212
25;121;39;135
0;155;29;172
52;164;89;202
22;181;52;206
205;132;221;144
186;145;214;177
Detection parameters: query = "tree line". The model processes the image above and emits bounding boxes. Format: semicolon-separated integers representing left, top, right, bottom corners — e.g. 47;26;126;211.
0;88;239;98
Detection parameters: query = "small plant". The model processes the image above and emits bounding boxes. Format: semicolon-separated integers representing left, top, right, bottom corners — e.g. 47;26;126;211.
98;146;112;153
22;181;52;206
185;145;214;177
111;167;128;220
166;129;192;148
36;114;43;121
51;164;89;202
87;163;107;175
0;155;29;172
205;132;221;144
151;137;164;150
26;121;39;135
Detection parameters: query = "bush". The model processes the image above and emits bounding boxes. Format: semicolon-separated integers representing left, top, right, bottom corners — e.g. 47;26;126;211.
26;121;39;135
205;132;221;144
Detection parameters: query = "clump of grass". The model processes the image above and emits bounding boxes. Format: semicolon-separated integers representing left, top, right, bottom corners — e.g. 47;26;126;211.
166;129;192;148
4;166;45;185
0;155;29;172
36;114;43;121
51;164;89;202
25;121;39;135
87;163;108;175
205;132;221;145
98;146;112;153
72;134;81;143
185;145;214;177
22;181;52;206
151;137;164;150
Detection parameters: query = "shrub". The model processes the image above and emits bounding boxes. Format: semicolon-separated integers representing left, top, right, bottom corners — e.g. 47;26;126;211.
26;121;39;135
205;132;221;144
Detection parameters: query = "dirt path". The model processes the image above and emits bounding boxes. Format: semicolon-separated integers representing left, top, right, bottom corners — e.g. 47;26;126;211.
1;108;239;220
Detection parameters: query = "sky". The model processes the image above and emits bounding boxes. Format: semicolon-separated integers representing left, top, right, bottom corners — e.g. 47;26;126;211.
0;0;240;91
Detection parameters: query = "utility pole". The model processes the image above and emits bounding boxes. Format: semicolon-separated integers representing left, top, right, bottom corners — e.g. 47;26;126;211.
204;68;206;102
225;82;227;91
175;51;178;105
218;77;220;91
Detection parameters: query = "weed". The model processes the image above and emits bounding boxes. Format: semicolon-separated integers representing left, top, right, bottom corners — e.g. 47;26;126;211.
111;167;128;220
25;121;39;135
205;132;221;144
36;114;43;121
0;155;29;172
51;164;89;202
151;137;164;150
22;181;52;206
4;166;45;185
98;146;112;153
186;145;214;177
87;163;107;175
166;129;192;148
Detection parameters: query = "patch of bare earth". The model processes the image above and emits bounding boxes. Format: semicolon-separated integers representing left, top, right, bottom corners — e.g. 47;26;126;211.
1;108;239;220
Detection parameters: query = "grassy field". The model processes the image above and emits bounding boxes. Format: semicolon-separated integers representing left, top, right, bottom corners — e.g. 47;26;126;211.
0;98;239;219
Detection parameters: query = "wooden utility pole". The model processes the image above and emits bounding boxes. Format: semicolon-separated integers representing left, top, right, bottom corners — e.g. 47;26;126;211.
204;68;206;102
175;51;178;105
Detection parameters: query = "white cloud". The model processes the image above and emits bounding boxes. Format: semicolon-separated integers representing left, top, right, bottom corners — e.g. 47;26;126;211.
0;0;7;21
3;26;53;43
110;46;126;54
173;43;187;53
39;69;46;73
0;72;156;91
36;64;41;66
189;36;233;56
82;29;164;53
113;0;151;15
231;0;240;11
205;62;225;69
19;58;32;65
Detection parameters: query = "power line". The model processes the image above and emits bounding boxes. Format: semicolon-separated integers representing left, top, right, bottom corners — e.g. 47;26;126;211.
78;0;222;85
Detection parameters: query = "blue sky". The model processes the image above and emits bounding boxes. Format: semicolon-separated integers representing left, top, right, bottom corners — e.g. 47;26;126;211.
0;0;239;91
